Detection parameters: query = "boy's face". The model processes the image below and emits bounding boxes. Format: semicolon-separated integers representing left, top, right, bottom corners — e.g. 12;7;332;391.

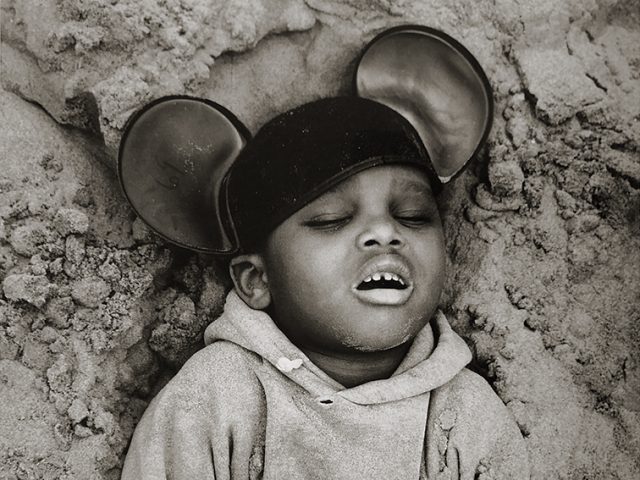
262;165;446;354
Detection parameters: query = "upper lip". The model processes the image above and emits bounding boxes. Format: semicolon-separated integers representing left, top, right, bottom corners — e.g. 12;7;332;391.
352;254;413;290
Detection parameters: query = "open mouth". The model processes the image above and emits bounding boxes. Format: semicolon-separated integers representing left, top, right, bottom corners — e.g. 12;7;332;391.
356;272;408;291
352;266;413;306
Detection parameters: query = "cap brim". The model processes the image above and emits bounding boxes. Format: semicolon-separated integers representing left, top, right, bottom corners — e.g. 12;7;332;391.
354;25;493;183
118;96;249;253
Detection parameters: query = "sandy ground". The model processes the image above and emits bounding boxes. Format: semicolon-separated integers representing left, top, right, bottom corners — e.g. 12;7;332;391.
1;0;639;478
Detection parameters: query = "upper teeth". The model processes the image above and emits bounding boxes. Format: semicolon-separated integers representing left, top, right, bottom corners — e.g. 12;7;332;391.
362;272;405;285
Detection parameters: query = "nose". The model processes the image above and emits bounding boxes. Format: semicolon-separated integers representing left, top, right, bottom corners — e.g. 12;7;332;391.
356;217;404;250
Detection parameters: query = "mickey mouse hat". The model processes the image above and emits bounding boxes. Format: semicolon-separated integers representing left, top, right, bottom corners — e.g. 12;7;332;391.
355;25;493;182
118;25;493;254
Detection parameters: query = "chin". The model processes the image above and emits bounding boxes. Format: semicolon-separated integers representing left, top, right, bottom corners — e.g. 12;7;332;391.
340;323;420;353
349;336;414;353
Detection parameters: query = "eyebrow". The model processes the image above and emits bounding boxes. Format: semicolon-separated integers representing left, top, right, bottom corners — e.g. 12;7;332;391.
393;177;433;196
321;181;349;197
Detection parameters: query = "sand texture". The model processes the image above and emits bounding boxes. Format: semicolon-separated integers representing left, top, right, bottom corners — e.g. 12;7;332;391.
1;0;639;478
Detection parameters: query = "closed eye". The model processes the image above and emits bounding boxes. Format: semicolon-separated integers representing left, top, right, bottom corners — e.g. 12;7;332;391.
303;216;351;230
395;211;432;227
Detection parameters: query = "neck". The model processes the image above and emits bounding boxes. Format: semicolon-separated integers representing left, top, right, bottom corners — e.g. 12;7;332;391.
300;342;412;388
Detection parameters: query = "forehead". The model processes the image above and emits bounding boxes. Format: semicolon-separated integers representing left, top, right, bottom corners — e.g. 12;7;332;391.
319;165;434;200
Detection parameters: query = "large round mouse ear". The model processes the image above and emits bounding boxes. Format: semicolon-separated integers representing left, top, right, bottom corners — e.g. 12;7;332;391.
354;25;493;183
118;96;249;254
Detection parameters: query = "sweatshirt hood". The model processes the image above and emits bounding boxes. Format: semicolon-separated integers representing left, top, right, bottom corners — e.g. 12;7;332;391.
204;291;472;405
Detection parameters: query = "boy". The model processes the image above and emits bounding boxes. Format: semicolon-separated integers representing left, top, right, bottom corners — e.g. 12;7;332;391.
120;97;529;479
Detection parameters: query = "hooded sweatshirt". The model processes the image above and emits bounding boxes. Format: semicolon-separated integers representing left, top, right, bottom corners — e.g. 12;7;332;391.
122;292;529;480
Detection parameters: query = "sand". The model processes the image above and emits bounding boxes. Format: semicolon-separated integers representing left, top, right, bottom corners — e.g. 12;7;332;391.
1;0;639;478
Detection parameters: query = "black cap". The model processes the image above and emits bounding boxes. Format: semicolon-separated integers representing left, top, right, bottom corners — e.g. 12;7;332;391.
225;97;435;250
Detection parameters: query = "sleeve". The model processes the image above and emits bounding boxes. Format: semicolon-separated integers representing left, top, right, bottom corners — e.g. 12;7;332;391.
120;377;220;480
460;394;530;480
121;343;265;480
425;369;530;480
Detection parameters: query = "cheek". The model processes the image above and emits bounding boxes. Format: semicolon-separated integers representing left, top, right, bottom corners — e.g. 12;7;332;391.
266;238;341;307
413;232;447;291
431;237;447;279
416;229;445;261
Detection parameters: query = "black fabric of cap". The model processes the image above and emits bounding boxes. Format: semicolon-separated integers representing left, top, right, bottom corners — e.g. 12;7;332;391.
224;97;437;251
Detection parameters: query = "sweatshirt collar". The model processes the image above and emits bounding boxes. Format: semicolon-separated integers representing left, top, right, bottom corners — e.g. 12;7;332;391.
204;291;471;405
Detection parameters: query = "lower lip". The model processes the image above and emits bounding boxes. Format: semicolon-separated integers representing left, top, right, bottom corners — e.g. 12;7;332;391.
352;286;413;306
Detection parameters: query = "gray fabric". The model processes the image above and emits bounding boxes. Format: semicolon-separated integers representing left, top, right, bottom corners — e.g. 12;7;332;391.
122;292;530;479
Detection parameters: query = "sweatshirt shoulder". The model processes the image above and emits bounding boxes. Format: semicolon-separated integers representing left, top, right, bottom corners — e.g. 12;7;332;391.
158;341;264;404
433;367;504;411
429;368;521;454
429;368;530;479
122;342;265;479
183;340;263;377
456;367;495;394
